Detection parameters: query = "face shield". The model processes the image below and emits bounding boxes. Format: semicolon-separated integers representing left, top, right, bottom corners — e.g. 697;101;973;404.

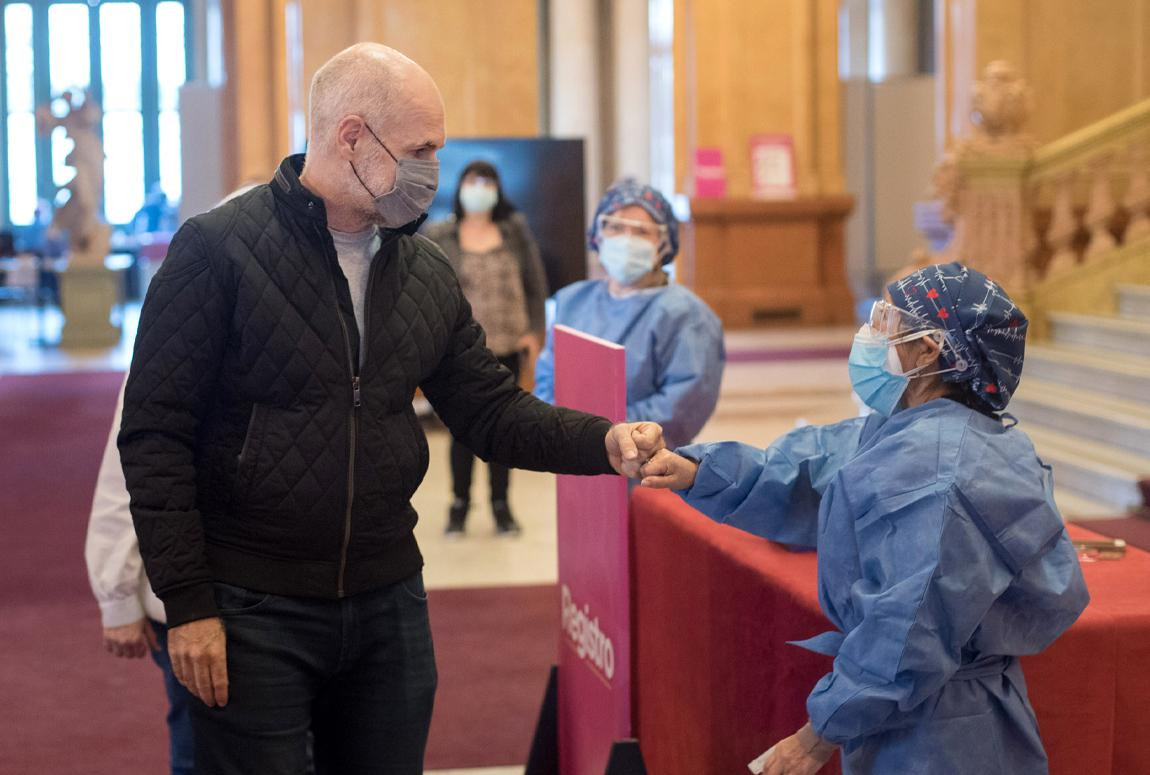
596;213;668;251
865;300;969;376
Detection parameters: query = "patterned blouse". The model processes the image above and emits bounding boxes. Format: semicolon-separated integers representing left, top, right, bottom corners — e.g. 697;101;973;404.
424;213;548;357
456;245;530;356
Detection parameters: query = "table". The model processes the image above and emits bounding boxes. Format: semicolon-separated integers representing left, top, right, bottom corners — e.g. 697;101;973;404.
630;487;1150;775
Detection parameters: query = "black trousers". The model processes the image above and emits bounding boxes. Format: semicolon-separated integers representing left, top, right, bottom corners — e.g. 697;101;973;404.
190;576;436;775
449;352;521;503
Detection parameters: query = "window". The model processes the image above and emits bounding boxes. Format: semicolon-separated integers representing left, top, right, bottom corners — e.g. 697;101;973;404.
0;0;190;228
648;0;675;200
4;4;37;227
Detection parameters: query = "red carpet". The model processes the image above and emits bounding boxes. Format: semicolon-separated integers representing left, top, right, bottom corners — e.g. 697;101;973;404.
0;372;555;772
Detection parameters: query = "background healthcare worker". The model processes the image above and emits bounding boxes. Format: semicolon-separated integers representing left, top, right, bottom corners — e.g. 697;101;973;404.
533;180;724;449
639;262;1089;775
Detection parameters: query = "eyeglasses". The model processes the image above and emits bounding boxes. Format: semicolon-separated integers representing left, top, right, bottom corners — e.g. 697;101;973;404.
597;214;666;242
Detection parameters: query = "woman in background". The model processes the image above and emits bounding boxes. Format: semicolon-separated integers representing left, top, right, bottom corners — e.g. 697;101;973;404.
425;161;548;537
534;179;724;450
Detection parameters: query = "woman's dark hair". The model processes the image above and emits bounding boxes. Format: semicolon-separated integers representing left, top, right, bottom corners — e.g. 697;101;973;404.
452;160;516;222
945;383;999;419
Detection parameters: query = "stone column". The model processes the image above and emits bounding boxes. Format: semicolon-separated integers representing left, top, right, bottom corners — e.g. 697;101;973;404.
609;0;651;185
549;0;603;221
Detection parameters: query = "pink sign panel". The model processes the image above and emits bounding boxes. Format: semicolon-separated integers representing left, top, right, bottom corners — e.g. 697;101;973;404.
694;147;727;198
553;325;631;775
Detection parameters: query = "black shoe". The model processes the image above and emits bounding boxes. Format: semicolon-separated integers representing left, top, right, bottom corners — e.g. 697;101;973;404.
445;498;468;537
492;500;522;536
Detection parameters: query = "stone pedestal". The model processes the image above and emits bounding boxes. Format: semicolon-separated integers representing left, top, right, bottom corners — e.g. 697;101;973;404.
59;265;121;348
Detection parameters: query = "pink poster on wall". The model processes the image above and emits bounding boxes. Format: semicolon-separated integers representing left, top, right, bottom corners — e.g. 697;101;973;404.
553;325;631;775
694;147;727;198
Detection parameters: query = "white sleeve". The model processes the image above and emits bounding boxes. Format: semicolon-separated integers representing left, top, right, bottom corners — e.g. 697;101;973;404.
84;375;146;628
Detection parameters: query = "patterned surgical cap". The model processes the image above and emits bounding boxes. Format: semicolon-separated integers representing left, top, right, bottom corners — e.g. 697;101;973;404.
887;262;1027;411
587;179;680;265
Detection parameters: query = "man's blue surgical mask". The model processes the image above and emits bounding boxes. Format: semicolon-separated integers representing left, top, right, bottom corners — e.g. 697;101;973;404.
599;235;657;286
350;122;439;229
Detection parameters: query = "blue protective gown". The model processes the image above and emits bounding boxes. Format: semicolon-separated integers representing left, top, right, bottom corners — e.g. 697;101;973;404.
534;279;725;450
677;399;1089;775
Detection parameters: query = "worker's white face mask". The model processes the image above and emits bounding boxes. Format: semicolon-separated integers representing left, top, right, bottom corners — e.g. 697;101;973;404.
599;235;657;286
459;183;498;214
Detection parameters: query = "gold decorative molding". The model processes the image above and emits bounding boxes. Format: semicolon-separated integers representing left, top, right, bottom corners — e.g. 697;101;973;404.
1031;97;1150;183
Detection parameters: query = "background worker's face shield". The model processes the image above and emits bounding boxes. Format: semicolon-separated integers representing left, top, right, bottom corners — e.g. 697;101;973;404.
596;213;667;246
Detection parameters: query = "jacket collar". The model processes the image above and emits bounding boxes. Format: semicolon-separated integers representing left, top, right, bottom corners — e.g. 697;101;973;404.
272;154;328;221
272;154;428;235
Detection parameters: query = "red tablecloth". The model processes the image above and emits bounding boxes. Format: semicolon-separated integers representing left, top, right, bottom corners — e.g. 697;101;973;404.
630;487;1150;775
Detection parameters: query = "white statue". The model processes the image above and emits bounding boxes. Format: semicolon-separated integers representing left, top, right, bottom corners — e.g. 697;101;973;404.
36;90;113;269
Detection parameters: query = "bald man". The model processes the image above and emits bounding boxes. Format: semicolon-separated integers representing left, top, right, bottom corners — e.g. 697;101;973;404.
118;44;663;774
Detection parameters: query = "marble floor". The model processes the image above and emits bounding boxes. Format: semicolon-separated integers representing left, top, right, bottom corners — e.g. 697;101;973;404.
1;301;859;597
0;302;858;774
412;353;857;592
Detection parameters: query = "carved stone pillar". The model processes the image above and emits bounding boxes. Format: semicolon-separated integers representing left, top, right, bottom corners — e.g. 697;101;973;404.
1124;142;1150;241
1083;155;1118;258
943;154;1032;295
925;61;1036;295
1044;172;1080;276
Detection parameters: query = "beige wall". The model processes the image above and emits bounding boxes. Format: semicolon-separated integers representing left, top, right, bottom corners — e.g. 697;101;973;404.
220;0;285;188
674;0;844;198
942;0;1150;145
219;0;1150;199
222;0;540;188
342;0;540;138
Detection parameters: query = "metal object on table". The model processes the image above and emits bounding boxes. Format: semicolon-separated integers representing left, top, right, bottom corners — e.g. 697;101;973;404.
1074;538;1127;561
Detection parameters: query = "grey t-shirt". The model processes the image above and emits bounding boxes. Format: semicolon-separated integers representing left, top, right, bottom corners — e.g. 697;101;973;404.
329;225;382;364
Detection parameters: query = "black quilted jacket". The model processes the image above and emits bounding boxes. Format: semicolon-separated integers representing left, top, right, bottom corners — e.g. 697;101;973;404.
119;155;614;627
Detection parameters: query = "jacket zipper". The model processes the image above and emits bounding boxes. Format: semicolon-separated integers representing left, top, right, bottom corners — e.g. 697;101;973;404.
237;403;261;464
236;404;262;492
317;224;360;598
340;375;358;597
319;224;385;598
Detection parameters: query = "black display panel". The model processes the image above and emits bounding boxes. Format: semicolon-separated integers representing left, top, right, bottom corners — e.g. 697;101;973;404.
424;138;587;294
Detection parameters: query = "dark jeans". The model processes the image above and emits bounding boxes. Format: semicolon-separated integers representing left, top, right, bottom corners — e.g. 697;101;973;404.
151;620;196;775
450;352;521;503
191;574;437;775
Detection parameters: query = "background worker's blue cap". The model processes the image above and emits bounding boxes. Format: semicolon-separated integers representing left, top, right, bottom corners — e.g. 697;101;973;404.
588;179;680;265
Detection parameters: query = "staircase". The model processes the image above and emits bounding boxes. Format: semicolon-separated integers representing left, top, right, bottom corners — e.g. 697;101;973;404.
921;75;1150;520
1012;282;1150;518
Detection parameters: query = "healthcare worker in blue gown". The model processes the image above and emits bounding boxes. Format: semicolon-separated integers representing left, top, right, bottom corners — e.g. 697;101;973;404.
534;180;724;449
640;262;1089;775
